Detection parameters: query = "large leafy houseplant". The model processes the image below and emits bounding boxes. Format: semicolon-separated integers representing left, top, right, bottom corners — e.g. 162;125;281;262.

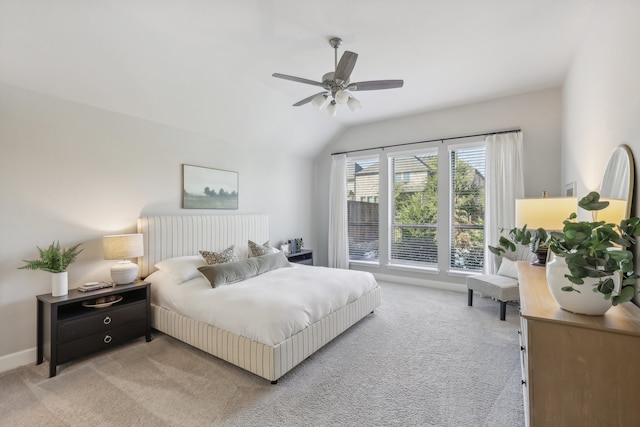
490;192;640;306
19;241;83;273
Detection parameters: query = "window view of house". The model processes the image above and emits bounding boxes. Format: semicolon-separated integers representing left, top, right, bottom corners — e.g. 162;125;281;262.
390;151;439;267
347;158;380;261
346;143;485;272
449;147;486;272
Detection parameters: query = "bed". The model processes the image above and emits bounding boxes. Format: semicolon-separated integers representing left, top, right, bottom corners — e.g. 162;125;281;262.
137;214;381;383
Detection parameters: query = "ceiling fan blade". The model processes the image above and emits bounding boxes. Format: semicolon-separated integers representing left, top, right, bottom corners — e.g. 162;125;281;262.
293;91;328;107
347;80;404;91
272;73;325;88
334;51;358;83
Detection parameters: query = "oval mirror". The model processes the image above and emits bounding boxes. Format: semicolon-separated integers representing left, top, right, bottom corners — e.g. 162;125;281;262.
599;145;634;222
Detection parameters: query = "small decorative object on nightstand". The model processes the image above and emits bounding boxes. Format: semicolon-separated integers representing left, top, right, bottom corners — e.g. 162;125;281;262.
18;241;83;297
286;249;313;265
36;280;151;377
103;234;144;284
287;238;304;254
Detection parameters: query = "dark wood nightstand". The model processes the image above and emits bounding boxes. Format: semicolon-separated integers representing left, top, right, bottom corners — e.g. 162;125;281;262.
36;280;151;377
286;249;313;265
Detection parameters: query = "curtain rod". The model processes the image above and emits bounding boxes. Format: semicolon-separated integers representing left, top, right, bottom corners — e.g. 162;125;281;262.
330;128;521;156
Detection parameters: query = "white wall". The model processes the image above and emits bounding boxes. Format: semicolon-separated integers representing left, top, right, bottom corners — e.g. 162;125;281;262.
312;88;563;285
562;0;640;304
0;83;315;368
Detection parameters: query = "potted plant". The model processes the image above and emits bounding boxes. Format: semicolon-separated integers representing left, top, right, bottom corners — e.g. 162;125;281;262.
19;241;83;297
490;192;640;314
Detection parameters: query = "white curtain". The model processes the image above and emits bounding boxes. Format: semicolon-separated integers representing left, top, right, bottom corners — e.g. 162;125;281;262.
485;131;525;274
328;154;349;269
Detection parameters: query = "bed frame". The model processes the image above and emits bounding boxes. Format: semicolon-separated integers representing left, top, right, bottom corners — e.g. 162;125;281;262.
137;214;381;383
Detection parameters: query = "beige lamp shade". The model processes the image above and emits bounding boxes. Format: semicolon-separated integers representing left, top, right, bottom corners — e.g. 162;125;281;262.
103;234;144;284
595;198;627;225
104;234;144;260
515;197;577;231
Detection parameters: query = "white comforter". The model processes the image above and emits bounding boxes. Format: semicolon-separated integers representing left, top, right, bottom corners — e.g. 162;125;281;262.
148;264;379;346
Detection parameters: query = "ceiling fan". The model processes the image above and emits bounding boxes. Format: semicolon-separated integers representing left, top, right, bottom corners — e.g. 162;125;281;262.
272;37;404;116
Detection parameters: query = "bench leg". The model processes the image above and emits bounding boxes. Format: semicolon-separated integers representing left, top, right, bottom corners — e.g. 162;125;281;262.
467;289;473;306
499;301;506;321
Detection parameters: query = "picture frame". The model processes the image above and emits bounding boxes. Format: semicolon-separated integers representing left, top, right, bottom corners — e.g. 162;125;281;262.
565;181;576;197
182;164;238;209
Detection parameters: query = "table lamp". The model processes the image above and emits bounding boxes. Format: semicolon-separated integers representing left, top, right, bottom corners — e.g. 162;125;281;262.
594;198;626;225
515;197;576;266
103;233;144;284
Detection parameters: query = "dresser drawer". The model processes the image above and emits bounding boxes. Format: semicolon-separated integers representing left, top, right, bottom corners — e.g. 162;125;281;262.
58;300;146;343
57;319;147;363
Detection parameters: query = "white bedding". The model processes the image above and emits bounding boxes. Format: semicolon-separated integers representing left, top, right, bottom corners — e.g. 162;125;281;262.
148;264;379;346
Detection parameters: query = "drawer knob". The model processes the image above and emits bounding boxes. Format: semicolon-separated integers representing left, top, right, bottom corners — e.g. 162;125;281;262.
522;379;527;385
521;345;526;352
104;335;112;344
103;316;112;325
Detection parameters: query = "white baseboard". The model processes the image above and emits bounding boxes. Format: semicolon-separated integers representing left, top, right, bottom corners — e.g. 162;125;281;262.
372;272;467;293
0;347;36;374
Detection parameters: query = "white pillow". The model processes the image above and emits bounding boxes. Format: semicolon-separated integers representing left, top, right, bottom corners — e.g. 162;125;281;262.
497;258;519;279
154;255;206;283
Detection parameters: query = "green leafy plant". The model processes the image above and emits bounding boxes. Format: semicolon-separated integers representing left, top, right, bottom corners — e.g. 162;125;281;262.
19;241;83;273
490;192;640;306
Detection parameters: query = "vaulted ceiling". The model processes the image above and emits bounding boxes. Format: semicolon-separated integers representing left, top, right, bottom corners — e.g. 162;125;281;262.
0;0;593;158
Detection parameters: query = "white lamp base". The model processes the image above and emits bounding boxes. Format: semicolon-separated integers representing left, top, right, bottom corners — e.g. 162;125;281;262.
110;260;138;285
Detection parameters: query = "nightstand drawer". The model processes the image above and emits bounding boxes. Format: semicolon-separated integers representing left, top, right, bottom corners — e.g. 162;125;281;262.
287;250;313;265
58;319;147;363
58;300;146;343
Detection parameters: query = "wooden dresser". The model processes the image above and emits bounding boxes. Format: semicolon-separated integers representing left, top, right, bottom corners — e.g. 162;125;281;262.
517;262;640;427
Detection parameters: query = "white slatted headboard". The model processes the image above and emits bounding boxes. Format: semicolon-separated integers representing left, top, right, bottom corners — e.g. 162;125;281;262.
137;214;269;278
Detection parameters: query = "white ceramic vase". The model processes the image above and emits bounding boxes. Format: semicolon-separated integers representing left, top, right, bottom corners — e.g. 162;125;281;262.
545;253;617;315
51;271;68;297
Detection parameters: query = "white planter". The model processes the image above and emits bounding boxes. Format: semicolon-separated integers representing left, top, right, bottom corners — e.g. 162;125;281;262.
546;254;617;315
51;271;68;297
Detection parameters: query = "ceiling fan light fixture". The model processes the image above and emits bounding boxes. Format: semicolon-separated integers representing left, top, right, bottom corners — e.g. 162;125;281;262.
272;37;403;115
326;100;338;117
312;93;329;109
334;89;350;105
347;96;361;112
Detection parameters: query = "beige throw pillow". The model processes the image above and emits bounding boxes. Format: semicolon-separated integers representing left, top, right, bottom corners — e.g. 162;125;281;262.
497;257;519;279
199;245;237;265
248;240;274;257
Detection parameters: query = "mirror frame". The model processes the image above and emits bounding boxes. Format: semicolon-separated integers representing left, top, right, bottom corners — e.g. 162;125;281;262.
600;144;635;219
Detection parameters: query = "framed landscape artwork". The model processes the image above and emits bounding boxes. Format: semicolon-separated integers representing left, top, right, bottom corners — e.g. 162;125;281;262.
182;164;238;209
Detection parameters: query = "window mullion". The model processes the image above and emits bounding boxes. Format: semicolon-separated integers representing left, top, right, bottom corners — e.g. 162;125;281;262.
378;154;389;265
437;146;451;272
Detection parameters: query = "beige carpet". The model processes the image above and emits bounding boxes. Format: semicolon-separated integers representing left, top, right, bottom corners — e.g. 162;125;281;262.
0;282;524;426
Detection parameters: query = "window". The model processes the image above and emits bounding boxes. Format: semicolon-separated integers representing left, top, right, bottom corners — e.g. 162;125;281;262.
389;151;439;267
449;146;485;272
343;140;486;274
347;157;379;262
395;172;410;183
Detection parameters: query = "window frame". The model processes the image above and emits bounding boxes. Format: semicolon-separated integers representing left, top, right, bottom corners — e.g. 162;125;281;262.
387;147;440;270
447;141;487;273
346;154;381;266
343;139;486;277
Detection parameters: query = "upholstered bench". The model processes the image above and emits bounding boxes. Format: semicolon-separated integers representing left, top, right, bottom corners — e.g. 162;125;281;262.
467;273;519;320
466;244;535;321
